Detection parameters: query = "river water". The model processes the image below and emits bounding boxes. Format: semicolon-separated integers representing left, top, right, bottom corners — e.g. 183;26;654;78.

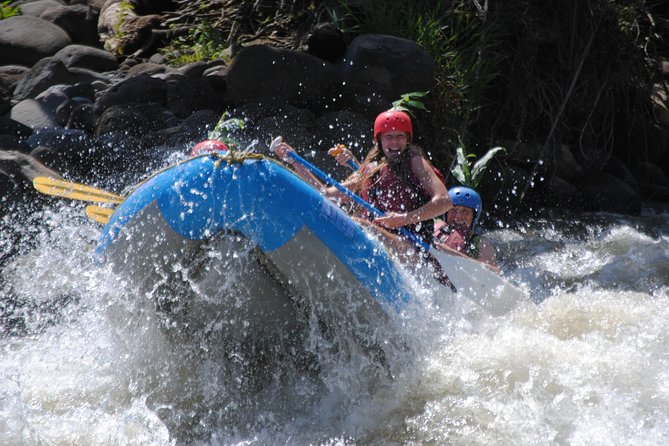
0;195;667;445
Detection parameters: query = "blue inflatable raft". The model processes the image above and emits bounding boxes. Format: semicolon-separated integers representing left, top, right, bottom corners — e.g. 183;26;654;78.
96;153;417;326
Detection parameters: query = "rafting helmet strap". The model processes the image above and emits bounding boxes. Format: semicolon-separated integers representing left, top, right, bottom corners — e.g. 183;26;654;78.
448;186;483;227
373;110;413;144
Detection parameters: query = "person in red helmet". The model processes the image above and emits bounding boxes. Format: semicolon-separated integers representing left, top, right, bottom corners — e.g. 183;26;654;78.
273;109;452;244
190;139;228;156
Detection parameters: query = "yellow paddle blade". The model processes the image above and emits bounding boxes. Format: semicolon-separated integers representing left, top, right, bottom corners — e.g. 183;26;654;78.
33;177;124;204
85;205;114;224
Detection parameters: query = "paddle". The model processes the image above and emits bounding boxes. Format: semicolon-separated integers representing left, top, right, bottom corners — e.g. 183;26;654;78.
85;205;114;224
270;136;457;293
33;177;124;204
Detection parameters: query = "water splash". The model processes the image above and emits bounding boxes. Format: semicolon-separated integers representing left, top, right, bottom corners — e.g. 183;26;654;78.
1;204;667;444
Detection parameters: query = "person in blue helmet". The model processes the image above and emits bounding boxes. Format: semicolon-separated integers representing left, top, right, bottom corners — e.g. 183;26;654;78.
434;186;500;273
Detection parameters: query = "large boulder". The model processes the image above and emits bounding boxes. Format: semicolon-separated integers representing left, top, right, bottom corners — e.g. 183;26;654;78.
0;16;71;67
93;74;167;113
508;141;584;180
578;171;642;214
227;45;343;110
52;44;119;72
165;74;223;118
338;34;437;113
40;4;101;47
17;0;65;17
95;102;167;138
12;58;110;101
10;99;61;129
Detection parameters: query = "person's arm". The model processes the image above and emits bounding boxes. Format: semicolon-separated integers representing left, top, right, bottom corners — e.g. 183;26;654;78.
374;156;452;229
272;141;356;204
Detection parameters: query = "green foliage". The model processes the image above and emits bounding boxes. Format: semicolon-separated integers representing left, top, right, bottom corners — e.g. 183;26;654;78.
391;91;429;116
451;145;505;189
0;1;19;19
161;17;228;66
208;113;245;149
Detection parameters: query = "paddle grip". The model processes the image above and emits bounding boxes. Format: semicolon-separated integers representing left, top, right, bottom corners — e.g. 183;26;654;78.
329;145;359;170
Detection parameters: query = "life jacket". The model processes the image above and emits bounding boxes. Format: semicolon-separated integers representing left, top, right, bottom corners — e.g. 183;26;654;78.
360;158;434;243
435;225;481;258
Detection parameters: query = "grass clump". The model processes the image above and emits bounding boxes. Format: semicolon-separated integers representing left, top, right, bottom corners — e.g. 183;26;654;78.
160;19;229;66
0;1;19;19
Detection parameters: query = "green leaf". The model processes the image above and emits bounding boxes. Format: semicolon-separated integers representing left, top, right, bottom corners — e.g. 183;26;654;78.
405;100;427;111
451;165;467;185
452;146;472;186
471;146;506;187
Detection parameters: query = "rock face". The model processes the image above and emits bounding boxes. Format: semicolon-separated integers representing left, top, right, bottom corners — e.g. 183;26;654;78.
0;0;667;219
0;16;72;67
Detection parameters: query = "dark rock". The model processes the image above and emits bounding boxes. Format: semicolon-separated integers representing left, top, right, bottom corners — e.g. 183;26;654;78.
0;117;32;138
509;141;584;180
0;135;31;153
87;0;108;12
0;16;71;67
17;0;65;17
93;74;167;114
13;58;109;101
635;160;669;187
55;97;93;126
166;75;223;118
338;34;437;114
181;108;219;130
40;4;100;46
203;66;228;94
126;61;167;77
578;171;642;214
305;24;348;63
140;122;209;152
545;175;586;210
61;83;96;101
177;60;224;78
227;45;343;110
52;44;119;72
66;102;97;133
0;83;10;116
254;106;316;149
95;102;167;138
10;99;61;129
0;65;30;91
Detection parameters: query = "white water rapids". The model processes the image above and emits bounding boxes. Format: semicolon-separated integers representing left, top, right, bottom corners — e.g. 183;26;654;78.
0;202;667;445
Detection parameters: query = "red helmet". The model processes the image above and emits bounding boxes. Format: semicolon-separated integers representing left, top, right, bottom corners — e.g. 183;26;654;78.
373;110;413;143
190;140;228;156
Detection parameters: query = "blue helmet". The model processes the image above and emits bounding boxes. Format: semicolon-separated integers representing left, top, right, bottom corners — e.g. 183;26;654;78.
448;186;483;227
